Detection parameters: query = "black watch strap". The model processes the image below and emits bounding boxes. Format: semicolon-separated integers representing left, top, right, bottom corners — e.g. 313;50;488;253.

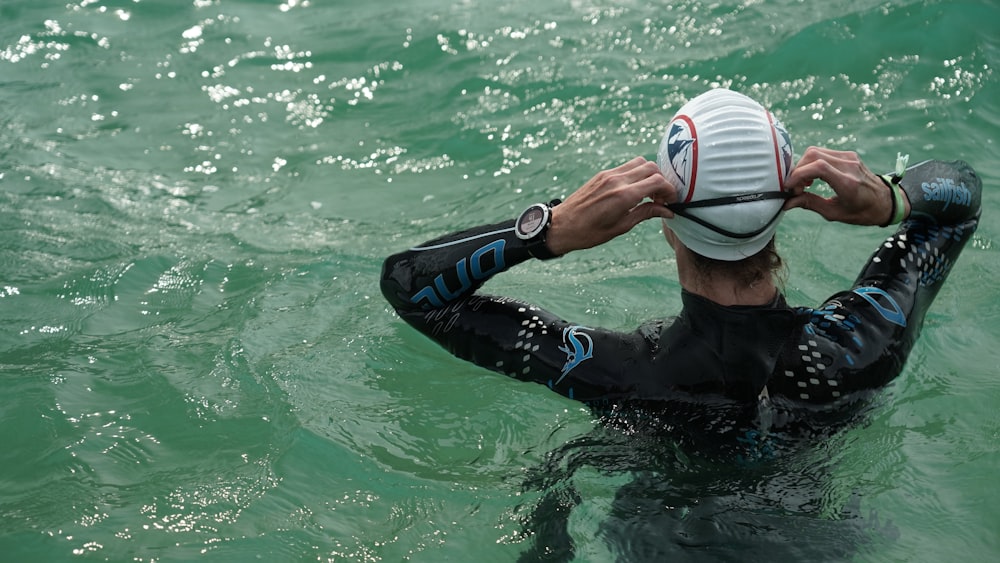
520;199;562;260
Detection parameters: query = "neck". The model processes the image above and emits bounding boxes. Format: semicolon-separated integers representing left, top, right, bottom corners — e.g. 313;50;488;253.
675;247;778;307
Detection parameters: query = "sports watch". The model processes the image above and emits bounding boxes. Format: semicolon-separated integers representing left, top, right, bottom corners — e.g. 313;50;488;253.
515;199;561;260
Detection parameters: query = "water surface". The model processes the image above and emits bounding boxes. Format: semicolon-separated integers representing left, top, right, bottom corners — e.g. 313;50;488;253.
1;0;998;560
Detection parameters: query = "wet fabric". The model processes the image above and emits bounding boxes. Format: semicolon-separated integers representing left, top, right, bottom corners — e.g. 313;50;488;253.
381;159;981;420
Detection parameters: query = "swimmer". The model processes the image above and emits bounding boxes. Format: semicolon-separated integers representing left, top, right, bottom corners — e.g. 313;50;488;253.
380;88;982;421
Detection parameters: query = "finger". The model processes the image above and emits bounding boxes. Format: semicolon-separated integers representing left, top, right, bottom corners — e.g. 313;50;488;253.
610;156;648;176
786;157;853;193
615;158;661;186
785;158;834;191
624;201;674;229
784;191;820;211
794;146;856;168
786;147;861;190
628;170;675;202
625;176;677;218
583;158;648;195
785;192;841;222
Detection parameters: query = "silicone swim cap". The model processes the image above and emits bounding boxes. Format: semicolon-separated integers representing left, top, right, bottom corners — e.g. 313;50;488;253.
657;88;794;261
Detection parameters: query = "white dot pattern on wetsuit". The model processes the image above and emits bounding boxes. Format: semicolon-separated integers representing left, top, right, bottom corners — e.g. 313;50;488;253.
871;229;955;287
509;305;546;377
484;224;965;400
785;337;839;401
782;222;964;403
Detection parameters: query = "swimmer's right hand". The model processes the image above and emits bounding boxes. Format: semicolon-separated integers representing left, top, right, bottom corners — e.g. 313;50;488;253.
545;157;677;256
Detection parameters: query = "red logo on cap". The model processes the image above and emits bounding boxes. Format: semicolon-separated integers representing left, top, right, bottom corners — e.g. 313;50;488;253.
767;112;794;188
666;114;698;203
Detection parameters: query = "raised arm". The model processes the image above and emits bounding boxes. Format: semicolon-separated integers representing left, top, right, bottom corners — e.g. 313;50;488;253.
381;157;674;312
545;157;676;254
773;147;982;402
380;158;675;402
783;147;981;226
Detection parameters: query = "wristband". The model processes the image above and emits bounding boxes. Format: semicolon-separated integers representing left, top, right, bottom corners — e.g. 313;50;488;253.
890;183;907;224
878;152;909;227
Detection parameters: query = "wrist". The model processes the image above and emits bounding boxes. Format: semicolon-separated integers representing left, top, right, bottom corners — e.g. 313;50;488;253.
898;186;911;221
544;206;570;256
878;174;908;227
879;152;911;226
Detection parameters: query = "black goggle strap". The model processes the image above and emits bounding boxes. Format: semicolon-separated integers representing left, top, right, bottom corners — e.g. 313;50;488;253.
665;191;791;240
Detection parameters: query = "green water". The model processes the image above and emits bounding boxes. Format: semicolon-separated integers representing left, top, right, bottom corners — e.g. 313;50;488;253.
1;0;998;560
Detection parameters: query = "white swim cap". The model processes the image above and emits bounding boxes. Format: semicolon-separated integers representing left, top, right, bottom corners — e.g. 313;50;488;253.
657;88;794;261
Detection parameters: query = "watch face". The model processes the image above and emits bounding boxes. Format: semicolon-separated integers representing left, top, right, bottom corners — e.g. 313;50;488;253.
520;208;544;233
517;205;548;239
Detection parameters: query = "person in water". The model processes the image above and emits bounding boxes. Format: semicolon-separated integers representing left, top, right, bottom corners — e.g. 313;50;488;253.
380;88;982;426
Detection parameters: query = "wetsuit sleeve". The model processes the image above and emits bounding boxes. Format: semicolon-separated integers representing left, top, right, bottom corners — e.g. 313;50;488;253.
773;160;983;403
380;220;641;403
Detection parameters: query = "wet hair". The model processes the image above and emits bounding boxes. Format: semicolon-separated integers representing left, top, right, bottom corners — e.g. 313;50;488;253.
688;238;786;290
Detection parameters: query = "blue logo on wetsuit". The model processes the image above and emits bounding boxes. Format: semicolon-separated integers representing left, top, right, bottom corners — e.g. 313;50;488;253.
853;287;906;327
409;239;506;309
555;325;594;385
922;177;972;211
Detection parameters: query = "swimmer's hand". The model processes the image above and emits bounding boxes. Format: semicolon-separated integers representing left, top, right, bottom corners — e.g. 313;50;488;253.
783;147;910;226
545;157;676;256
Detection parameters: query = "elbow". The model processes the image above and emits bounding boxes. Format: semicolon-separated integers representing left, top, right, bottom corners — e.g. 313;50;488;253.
379;258;409;312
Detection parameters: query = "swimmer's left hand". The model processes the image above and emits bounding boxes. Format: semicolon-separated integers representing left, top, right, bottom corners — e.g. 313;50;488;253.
783;147;909;226
545;157;676;256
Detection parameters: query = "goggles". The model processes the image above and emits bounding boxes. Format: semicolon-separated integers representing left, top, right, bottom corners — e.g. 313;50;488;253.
665;191;790;240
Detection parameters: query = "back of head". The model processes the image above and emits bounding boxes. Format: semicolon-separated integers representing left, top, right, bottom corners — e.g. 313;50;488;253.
657;88;794;261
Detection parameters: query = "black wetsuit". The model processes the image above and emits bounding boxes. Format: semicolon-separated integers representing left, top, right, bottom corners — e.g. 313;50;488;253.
380;160;982;425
